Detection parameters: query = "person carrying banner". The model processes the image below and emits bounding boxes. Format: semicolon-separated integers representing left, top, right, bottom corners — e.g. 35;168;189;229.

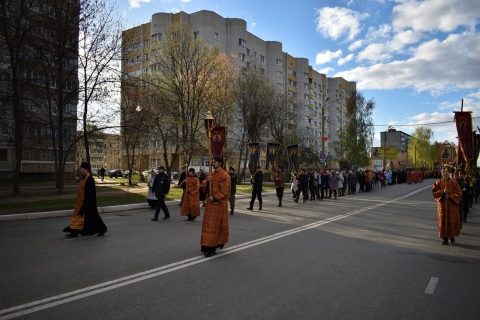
247;165;264;210
200;156;231;257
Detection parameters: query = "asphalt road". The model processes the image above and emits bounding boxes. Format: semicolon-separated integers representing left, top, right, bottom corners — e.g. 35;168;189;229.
0;182;479;320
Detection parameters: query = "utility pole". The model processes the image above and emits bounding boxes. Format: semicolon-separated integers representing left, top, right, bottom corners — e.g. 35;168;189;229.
383;131;387;170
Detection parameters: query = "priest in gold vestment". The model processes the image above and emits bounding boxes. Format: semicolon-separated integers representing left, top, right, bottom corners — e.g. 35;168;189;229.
432;165;462;245
200;156;231;257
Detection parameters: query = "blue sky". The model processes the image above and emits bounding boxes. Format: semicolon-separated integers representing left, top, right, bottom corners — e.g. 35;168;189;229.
118;0;480;147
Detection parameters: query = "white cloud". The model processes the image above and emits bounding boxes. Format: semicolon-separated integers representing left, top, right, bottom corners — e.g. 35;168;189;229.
181;0;192;2
335;32;480;95
129;0;150;8
366;24;392;41
392;0;480;33
315;49;343;65
357;43;392;62
468;90;480;100
318;67;335;75
338;53;354;66
315;7;369;41
251;22;256;28
348;40;364;51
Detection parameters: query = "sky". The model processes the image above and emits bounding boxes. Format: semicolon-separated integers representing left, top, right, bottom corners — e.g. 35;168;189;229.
117;0;480;147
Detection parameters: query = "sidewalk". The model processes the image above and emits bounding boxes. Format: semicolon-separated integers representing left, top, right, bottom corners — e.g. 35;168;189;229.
0;192;276;222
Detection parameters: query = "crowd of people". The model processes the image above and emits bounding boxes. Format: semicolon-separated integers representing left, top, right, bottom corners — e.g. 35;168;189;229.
287;168;438;202
65;160;477;252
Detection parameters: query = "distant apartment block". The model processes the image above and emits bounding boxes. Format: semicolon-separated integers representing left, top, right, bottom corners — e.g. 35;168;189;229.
121;10;356;168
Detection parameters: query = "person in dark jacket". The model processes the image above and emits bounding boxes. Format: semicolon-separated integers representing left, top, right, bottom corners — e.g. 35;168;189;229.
274;165;286;207
228;166;237;215
151;166;171;220
198;168;207;207
297;168;309;203
308;168;316;201
63;162;107;238
321;170;329;200
178;166;187;206
247;166;263;210
358;169;365;193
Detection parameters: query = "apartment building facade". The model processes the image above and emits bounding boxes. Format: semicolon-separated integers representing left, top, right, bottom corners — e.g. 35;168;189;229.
0;1;79;179
121;10;356;170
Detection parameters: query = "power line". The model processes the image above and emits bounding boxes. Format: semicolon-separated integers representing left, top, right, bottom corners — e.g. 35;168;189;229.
373;117;480;127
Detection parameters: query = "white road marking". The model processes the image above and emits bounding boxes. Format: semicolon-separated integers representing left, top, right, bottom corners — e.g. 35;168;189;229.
425;277;439;294
0;185;432;319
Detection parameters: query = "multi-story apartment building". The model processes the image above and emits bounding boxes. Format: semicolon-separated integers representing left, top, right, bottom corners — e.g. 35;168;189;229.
0;1;79;179
76;133;122;172
121;10;356;170
380;129;411;153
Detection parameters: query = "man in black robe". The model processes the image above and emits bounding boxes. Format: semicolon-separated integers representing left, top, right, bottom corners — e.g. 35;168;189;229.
63;162;107;238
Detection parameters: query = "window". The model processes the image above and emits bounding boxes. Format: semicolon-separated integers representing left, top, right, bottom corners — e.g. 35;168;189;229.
288;68;296;76
276;71;282;78
260;68;265;74
144;39;150;47
304;83;309;89
152;33;162;42
0;148;9;161
238;53;246;61
304;72;308;78
246;48;250;56
304;94;309;100
239;38;247;47
304;116;308;121
65;104;77;115
193;31;199;39
288;79;296;87
276;58;282;66
260;55;265;63
214;32;219;41
314;82;317;88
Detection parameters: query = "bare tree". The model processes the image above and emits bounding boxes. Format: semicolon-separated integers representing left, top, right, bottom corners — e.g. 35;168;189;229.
78;0;124;164
234;58;278;179
120;77;154;186
147;22;236;169
20;0;81;192
0;0;39;194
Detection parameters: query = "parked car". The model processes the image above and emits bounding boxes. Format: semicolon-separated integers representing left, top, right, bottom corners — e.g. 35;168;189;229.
123;170;139;178
108;169;124;178
91;169;98;176
142;169;178;181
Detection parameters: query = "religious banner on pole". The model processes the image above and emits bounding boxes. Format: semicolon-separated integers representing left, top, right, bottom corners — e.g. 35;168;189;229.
209;126;226;158
248;142;260;175
454;111;474;161
287;145;299;172
266;142;280;171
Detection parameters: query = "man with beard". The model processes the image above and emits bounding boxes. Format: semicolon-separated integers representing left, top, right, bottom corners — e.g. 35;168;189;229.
63;162;107;238
432;165;462;245
200;156;231;257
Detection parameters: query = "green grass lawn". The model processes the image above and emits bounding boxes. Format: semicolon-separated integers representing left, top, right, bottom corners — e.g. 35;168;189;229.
0;182;277;215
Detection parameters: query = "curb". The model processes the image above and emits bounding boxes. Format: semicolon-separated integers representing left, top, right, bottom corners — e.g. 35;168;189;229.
0;192;275;222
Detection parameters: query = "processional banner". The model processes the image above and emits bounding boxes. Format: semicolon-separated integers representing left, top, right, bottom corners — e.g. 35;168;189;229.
266;143;280;171
248;142;260;175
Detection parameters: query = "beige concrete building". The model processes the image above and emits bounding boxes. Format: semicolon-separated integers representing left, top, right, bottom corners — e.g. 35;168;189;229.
121;10;356;170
